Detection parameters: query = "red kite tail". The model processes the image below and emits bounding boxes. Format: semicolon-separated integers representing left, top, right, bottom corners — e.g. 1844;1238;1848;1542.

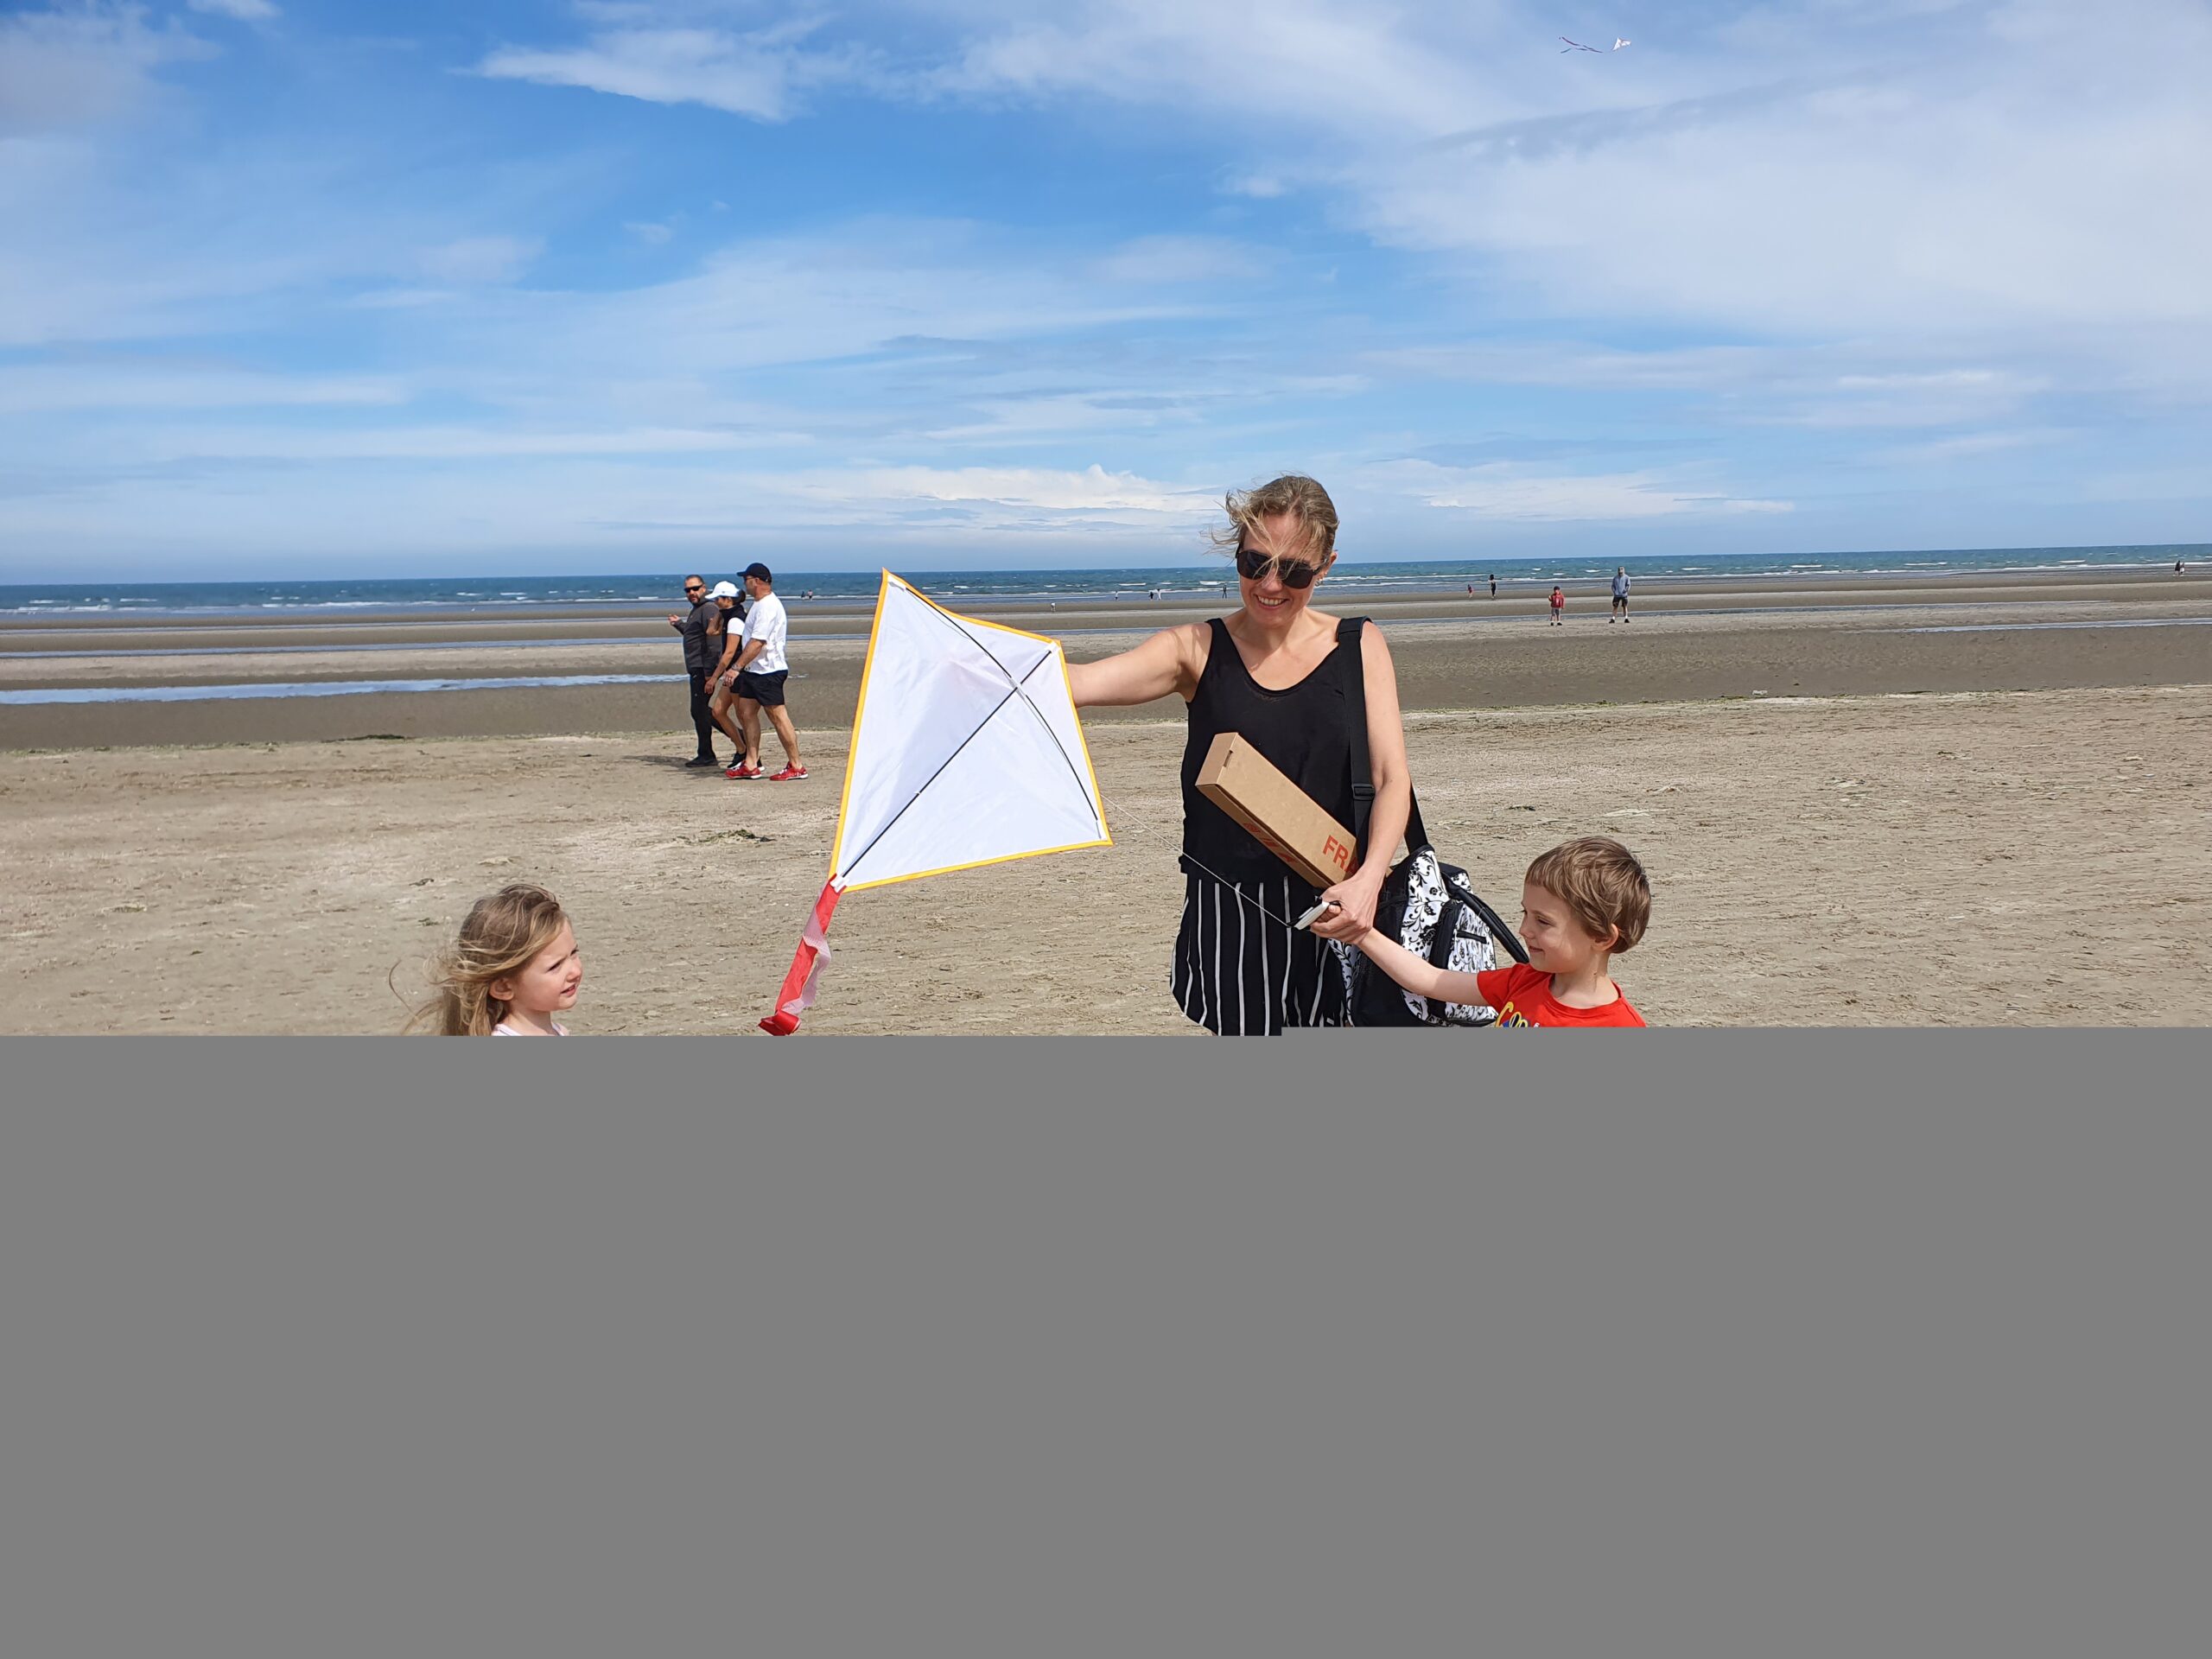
760;879;844;1034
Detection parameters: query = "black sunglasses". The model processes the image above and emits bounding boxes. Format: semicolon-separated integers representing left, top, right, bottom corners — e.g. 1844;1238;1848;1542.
683;583;704;592
1234;543;1328;588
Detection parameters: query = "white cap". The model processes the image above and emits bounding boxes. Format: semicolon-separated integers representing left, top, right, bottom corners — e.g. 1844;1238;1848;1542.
709;581;741;598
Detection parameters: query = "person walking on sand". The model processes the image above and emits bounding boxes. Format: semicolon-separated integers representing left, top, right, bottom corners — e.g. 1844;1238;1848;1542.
1549;585;1566;626
1611;566;1630;622
702;581;749;759
727;562;807;781
1490;573;1497;599
669;575;723;766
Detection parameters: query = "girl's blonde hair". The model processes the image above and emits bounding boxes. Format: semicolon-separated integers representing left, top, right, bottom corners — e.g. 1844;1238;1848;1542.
402;884;570;1034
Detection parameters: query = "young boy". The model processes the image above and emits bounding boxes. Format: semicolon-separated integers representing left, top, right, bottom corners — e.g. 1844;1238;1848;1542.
1349;836;1649;1027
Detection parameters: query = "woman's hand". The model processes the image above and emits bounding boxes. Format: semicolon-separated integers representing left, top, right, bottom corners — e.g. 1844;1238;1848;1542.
1308;866;1384;943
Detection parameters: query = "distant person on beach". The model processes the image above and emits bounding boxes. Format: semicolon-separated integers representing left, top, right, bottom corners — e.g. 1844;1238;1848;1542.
670;575;722;767
1490;574;1497;598
2178;561;2186;575
1344;837;1649;1027
404;884;582;1034
727;562;807;781
1611;567;1630;622
1549;585;1566;626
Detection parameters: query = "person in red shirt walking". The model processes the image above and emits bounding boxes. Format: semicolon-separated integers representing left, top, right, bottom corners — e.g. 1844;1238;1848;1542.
1548;585;1566;626
1345;836;1649;1026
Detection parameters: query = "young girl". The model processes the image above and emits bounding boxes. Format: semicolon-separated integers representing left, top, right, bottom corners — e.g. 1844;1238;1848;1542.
404;884;583;1034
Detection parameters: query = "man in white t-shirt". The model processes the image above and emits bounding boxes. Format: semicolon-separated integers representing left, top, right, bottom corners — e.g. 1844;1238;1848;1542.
724;562;807;780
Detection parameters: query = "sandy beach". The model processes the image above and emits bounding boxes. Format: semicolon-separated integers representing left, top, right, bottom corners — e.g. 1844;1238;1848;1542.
3;569;2209;1031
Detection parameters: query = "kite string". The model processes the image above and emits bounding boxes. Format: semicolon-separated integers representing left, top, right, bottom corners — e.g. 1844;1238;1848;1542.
1177;852;1307;933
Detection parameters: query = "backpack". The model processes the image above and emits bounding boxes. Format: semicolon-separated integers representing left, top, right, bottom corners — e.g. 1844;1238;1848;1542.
1330;617;1529;1027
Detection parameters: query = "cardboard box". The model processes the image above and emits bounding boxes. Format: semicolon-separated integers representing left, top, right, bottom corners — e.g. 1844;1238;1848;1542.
1194;732;1361;889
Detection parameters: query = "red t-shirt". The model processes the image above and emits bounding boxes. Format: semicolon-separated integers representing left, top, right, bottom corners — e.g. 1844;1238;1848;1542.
1476;963;1644;1027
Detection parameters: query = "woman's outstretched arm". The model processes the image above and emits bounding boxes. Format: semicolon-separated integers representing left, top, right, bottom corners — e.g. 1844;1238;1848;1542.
1066;622;1206;709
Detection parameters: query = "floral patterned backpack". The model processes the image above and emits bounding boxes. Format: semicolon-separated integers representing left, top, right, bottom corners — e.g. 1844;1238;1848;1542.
1332;617;1529;1027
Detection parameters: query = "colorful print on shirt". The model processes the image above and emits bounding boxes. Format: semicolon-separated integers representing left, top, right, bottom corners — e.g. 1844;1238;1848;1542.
1474;963;1645;1027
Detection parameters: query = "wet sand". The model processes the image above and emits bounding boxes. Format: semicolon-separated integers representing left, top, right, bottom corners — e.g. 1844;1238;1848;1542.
3;569;2209;750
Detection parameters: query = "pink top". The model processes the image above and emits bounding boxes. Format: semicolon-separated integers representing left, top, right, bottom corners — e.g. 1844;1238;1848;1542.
493;1021;569;1035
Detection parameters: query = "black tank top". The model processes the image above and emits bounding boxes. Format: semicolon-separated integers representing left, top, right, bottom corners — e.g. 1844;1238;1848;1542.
1179;616;1360;884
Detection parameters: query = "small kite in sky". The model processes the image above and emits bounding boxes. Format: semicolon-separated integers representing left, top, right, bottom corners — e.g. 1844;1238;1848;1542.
1560;36;1630;53
759;571;1111;1033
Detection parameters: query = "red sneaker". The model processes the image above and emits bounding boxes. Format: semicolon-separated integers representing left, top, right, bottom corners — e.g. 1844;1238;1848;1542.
728;763;764;779
769;765;809;781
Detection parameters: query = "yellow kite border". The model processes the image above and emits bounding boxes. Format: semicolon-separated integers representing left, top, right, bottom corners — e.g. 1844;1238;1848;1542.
829;569;1114;894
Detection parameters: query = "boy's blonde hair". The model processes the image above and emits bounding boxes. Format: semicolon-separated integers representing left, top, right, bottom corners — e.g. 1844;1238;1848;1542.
403;884;570;1034
1525;837;1649;954
1206;474;1339;564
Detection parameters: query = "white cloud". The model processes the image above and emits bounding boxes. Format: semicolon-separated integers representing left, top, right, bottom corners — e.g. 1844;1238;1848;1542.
476;16;870;121
415;235;543;284
1366;459;1794;523
0;362;404;415
0;3;213;134
834;463;1216;516
1868;428;2069;466
501;219;1217;378
929;0;1489;137
1353;5;2212;349
1093;235;1256;284
187;0;279;22
128;424;749;462
624;219;675;245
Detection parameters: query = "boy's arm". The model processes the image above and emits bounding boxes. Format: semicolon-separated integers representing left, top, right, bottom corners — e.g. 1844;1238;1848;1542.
1348;925;1486;1007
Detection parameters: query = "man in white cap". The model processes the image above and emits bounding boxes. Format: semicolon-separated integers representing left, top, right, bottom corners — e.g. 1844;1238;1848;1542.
726;562;806;780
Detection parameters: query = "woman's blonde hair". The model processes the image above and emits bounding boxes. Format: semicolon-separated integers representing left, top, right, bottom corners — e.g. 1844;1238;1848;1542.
1206;474;1339;565
402;884;570;1034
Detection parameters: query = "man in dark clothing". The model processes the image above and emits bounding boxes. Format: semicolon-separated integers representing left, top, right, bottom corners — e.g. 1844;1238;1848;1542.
668;574;722;766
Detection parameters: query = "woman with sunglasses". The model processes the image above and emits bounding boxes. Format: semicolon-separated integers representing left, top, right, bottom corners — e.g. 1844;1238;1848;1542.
1068;475;1413;1033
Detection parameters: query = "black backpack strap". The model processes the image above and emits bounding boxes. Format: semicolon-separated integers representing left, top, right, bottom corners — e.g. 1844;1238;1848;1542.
1337;615;1427;859
1464;890;1530;966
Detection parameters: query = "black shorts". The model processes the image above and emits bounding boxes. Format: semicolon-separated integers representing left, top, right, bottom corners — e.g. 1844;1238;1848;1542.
736;669;789;707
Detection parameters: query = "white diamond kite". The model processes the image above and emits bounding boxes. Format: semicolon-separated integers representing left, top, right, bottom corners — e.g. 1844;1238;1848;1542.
760;571;1111;1033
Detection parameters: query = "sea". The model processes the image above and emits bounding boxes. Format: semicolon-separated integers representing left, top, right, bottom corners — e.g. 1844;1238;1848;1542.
3;543;2203;618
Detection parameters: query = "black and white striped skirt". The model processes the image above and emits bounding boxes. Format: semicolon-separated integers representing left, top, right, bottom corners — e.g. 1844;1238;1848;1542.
1171;868;1350;1035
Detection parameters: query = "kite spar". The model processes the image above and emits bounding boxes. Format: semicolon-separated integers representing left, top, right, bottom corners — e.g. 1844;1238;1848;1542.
760;571;1112;1033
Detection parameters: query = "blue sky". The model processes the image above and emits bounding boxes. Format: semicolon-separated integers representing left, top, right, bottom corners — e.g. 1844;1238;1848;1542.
3;0;2209;578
